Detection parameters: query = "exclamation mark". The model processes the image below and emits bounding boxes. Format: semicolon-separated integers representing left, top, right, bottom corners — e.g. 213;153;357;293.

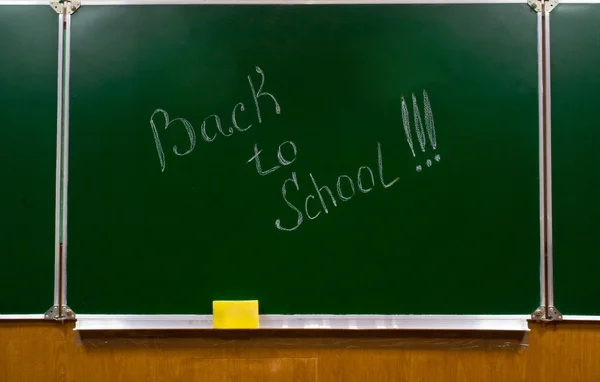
412;93;427;163
423;90;440;165
400;90;440;172
401;97;420;172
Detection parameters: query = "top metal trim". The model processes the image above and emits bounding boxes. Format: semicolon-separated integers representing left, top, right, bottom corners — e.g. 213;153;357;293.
0;1;48;4
74;314;531;331
82;0;526;5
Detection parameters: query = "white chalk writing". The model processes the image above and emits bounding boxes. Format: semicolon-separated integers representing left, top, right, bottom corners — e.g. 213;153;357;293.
248;66;281;124
150;66;280;172
401;90;440;172
149;109;196;172
247;140;298;176
274;142;399;231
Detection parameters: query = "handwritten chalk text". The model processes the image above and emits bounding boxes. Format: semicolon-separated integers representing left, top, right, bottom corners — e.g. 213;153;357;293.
150;66;281;172
400;90;440;172
247;141;298;176
275;142;399;231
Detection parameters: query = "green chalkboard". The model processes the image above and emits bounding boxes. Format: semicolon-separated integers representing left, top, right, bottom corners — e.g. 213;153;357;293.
67;4;540;316
0;6;57;315
552;4;600;317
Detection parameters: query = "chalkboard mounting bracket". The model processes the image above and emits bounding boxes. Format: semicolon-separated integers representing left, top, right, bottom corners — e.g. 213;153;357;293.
44;305;76;321
528;0;558;13
527;0;541;12
544;0;558;12
44;305;60;320
61;305;76;320
530;306;563;321
50;0;80;15
547;306;563;321
530;306;546;321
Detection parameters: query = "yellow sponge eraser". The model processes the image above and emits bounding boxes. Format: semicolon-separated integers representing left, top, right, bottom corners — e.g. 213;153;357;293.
212;300;259;329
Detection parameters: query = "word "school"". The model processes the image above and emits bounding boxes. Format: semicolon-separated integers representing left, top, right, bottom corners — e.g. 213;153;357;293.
275;142;399;231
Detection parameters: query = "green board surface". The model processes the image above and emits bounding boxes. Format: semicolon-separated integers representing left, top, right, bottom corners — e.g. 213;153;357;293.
68;4;540;315
552;4;600;317
0;7;57;315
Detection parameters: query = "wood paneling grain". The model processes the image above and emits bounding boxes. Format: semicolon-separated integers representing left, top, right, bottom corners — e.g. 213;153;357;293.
65;343;157;382
156;357;316;382
1;322;600;382
0;321;65;382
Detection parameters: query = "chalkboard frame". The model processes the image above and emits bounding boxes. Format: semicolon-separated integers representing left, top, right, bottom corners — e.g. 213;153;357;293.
62;0;543;331
0;3;63;320
547;0;600;322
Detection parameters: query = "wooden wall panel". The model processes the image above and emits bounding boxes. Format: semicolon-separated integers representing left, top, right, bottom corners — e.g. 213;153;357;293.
65;341;157;382
2;322;600;382
154;358;316;382
0;322;65;382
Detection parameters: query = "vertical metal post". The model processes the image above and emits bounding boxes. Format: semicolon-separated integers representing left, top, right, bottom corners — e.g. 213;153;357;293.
543;1;561;321
61;8;75;320
529;0;561;322
47;0;78;321
46;10;65;321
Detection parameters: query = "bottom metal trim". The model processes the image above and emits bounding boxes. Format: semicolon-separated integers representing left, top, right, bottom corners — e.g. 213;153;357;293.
74;314;530;331
0;314;47;320
561;315;600;321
